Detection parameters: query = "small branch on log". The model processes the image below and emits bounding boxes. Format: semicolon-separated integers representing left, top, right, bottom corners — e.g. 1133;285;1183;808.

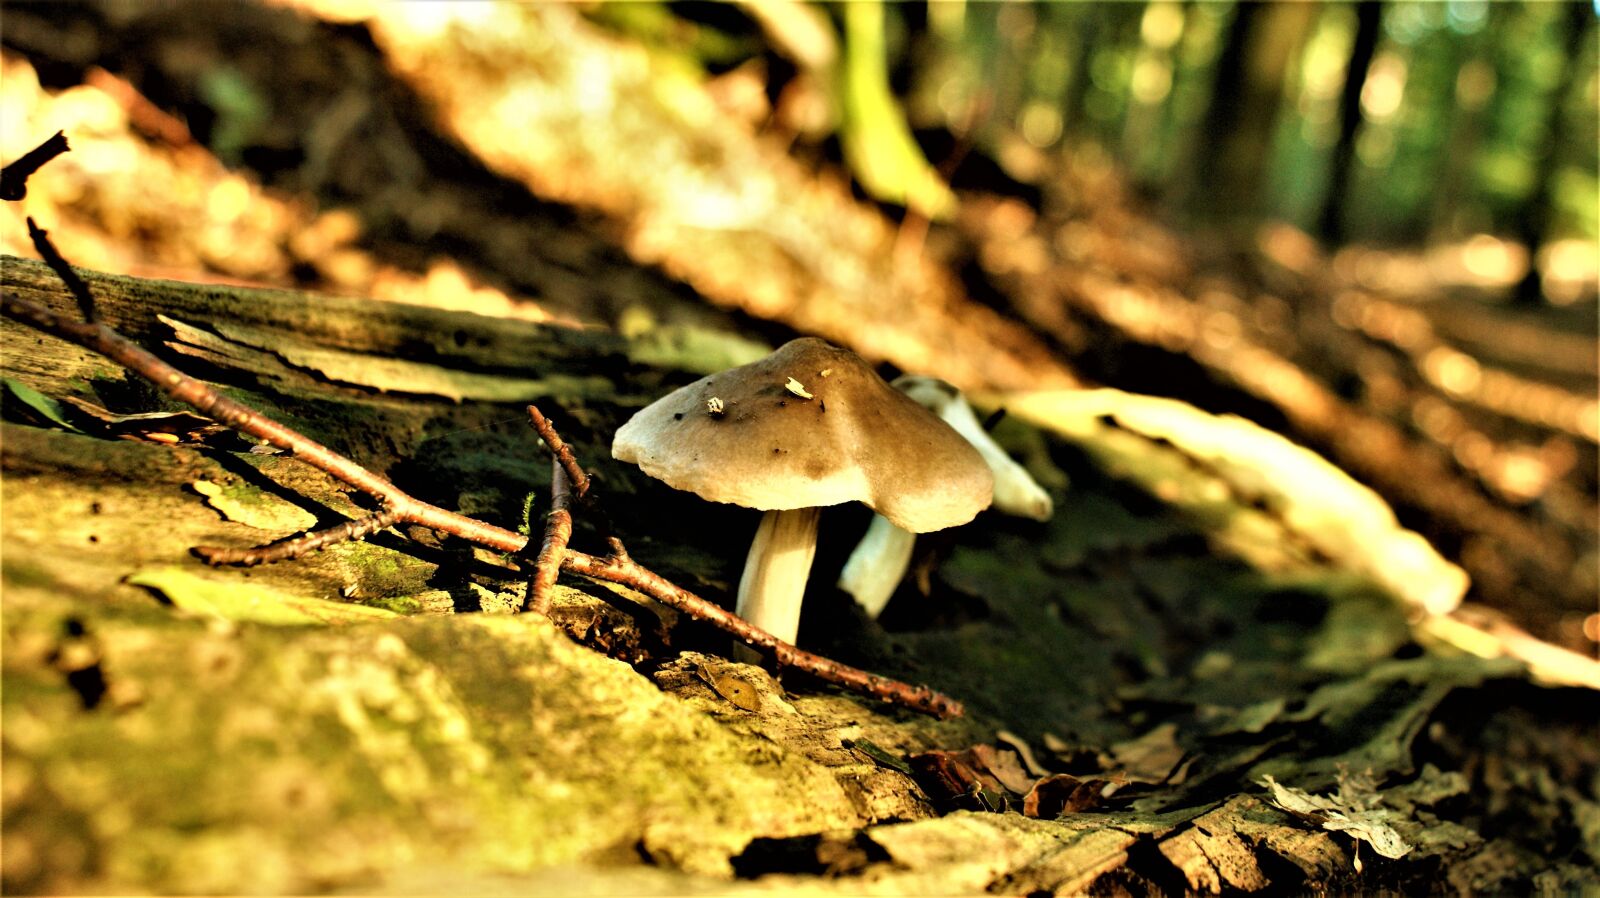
527;404;590;499
194;508;404;566
559;548;963;718
3;220;964;718
0;130;70;201
523;405;964;717
0;285;525;555
526;457;573;615
27;218;96;322
526;404;626;560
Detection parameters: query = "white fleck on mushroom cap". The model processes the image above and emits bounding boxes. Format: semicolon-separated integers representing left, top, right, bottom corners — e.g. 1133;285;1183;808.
613;338;995;533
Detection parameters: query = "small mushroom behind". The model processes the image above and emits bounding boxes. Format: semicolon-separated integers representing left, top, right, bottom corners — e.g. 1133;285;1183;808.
612;339;993;650
838;376;1055;618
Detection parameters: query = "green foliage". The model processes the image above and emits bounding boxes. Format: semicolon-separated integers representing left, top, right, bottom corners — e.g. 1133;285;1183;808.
586;0;1591;250
2;377;79;431
583;1;757;69
196;65;270;165
839;1;954;218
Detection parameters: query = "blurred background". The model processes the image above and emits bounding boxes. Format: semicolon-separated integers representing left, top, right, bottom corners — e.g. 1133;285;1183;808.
1;1;1595;653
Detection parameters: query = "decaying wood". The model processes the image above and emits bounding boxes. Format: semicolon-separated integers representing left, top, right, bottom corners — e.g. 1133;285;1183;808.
1;247;962;718
4;109;1595;895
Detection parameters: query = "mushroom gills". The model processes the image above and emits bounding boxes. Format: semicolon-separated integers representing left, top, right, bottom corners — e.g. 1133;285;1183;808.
735;506;823;645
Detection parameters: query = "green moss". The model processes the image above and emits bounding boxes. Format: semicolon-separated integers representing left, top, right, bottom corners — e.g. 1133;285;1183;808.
2;607;891;892
353;593;424;616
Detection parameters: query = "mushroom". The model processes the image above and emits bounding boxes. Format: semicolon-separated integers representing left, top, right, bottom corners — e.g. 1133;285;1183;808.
838;375;1054;618
612;338;993;648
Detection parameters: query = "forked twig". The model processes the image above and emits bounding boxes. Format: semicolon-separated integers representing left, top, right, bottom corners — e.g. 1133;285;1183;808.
528;404;591;499
1;200;964;717
526;457;574;615
194;508;404;566
27;218;95;321
523;407;964;717
0;131;69;201
527;404;626;560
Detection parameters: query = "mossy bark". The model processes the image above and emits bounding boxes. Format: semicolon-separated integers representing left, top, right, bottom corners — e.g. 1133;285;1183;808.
4;256;1594;894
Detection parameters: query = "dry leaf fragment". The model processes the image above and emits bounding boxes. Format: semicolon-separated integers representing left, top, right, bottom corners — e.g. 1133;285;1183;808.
1022;773;1108;819
845;738;913;775
969;744;1037;794
1108;722;1186;784
696;661;761;711
996;729;1052;778
1260;774;1414;862
909;744;1036;806
57;396;240;444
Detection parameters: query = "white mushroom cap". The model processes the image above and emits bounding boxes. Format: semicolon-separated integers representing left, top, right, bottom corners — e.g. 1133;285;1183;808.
893;376;1053;522
613;338;994;532
839;376;1055;619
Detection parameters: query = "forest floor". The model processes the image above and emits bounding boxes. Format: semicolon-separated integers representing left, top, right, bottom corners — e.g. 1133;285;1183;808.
2;3;1596;895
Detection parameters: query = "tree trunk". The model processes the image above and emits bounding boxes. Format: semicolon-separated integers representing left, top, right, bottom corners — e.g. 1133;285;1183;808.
1316;1;1384;246
1193;1;1321;221
1512;1;1594;304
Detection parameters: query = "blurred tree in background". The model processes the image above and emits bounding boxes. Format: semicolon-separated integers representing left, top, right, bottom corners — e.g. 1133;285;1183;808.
608;0;1596;290
571;0;1599;649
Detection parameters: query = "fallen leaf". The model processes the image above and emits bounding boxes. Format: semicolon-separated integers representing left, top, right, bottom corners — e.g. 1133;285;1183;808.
1209;697;1287;735
909;750;993;804
996;729;1053;777
696;661;761;711
1260;774;1414;861
1109;723;1186;783
128;566;401;626
2;377;80;431
59;397;214;432
909;744;1038;808
1023;774;1107;819
846;738;913;775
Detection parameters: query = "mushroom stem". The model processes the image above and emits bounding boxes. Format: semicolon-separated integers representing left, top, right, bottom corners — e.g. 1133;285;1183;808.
837;513;917;618
735;506;823;645
837;376;1057;620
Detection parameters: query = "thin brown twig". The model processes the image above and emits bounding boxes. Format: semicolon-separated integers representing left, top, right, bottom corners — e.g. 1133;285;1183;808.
1;131;70;201
3;233;965;717
0;286;524;557
559;549;963;718
527;404;590;499
526;405;627;560
526;457;573;615
523;404;964;717
27;218;97;322
195;508;405;566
